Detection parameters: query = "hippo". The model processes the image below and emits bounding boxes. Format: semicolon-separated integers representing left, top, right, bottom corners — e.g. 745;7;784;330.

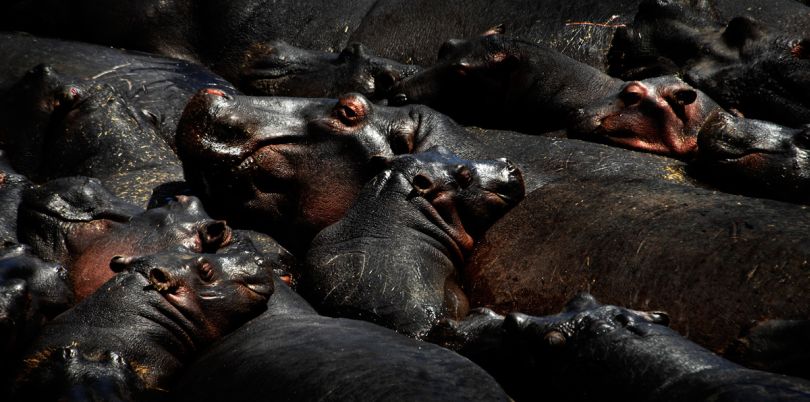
10;246;275;401
0;155;31;245
173;265;511;402
500;293;810;401
462;169;810;356
725;319;810;380
175;90;697;250
240;40;421;99
16;177;233;301
0;32;237;151
302;148;524;339
0;244;73;361
693;110;810;204
0;65;184;206
608;0;810;126
390;31;720;158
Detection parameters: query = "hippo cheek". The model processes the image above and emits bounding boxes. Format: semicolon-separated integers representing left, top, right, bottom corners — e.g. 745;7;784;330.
68;236;137;301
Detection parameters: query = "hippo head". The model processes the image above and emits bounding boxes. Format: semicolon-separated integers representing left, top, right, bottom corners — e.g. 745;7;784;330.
609;0;810;126
571;75;719;159
176;89;453;251
17;178;234;300
384;146;525;254
111;247;274;341
239;40;421;100
0;243;73;318
695;110;810;202
388;27;515;126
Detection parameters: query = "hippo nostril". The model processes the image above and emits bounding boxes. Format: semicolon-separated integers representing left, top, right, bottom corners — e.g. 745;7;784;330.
455;165;473;188
200;221;232;251
412;173;434;192
335;94;368;126
149;268;172;291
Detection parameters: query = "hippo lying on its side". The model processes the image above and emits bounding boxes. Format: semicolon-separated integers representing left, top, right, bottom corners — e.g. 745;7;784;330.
240;40;420;99
502;294;810;401
302;148;524;339
694;110;810;204
17;178;233;301
174;265;511;402
1;65;184;206
10;247;275;401
389;31;720;158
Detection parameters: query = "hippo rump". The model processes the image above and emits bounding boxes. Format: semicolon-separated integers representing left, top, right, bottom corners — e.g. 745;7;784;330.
16;177;233;301
693;110;810;204
461;167;810;356
10;246;275;401
174;272;510;402
175;90;697;251
500;294;810;402
302;148;524;339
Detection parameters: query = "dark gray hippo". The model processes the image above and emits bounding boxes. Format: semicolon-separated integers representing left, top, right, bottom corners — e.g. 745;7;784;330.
1;65;184;206
390;31;720;159
609;0;810;126
173;272;511;402
16;177;233;301
694;110;810;204
500;293;810;401
302;147;524;339
10;245;275;401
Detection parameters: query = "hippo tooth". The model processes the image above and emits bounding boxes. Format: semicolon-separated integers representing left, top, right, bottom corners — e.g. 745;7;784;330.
237;156;255;171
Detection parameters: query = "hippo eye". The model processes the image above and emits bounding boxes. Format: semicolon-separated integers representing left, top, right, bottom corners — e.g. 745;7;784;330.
620;88;643;106
412;173;434;192
453;62;470;77
197;260;216;283
455;165;473;188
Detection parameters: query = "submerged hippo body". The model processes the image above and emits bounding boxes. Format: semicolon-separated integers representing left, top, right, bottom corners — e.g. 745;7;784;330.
16;178;233;301
694;111;810;204
302;148;524;338
174;275;510;402
504;294;810;402
11;247;274;401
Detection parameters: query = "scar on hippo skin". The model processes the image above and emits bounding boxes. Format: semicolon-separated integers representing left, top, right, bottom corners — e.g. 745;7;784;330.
11;246;275;401
692;110;810;204
0;64;184;207
501;293;810;402
303;146;524;339
239;40;420;100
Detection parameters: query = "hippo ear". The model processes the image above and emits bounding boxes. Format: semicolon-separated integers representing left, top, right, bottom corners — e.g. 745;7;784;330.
564;292;601;312
109;255;135;273
668;88;697;106
481;24;505;36
722;16;763;48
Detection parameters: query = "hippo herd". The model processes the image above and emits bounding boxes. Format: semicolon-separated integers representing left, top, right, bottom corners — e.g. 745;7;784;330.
1;0;810;400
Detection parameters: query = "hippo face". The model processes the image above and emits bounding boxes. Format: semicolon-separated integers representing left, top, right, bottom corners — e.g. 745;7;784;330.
111;248;274;339
0;244;73;317
240;40;421;100
388;146;525;244
571;75;718;158
176;89;438;249
695;111;810;201
609;0;810;126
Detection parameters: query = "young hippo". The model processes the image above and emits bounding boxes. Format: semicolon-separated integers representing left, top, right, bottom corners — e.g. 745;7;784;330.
16;177;233;301
694;110;810;204
303;147;524;339
0;65;184;207
503;293;810;401
389;31;720;159
11;247;275;401
239;40;420;100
